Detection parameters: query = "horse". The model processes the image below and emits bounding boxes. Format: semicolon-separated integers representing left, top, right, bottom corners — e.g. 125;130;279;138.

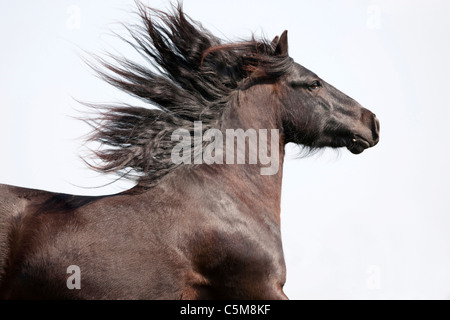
0;4;379;299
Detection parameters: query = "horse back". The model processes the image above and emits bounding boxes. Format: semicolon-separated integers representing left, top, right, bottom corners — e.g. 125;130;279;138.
0;184;53;287
0;183;192;299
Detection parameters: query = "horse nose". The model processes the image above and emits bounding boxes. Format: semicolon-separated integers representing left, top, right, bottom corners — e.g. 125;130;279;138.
372;115;380;145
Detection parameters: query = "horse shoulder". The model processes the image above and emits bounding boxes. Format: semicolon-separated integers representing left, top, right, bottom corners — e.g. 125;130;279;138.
181;209;287;299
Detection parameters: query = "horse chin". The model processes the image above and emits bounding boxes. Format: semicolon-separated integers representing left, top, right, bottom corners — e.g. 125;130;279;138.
346;136;371;154
347;144;365;154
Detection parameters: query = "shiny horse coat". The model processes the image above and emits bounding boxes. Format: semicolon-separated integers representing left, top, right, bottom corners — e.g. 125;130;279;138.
0;4;379;299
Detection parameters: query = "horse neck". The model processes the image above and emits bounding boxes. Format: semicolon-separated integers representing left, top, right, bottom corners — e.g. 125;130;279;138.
214;83;285;226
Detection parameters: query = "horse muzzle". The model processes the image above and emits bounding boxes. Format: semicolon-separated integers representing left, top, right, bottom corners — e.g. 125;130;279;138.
347;113;380;154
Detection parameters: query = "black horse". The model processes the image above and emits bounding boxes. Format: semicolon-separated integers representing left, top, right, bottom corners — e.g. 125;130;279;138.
0;4;379;299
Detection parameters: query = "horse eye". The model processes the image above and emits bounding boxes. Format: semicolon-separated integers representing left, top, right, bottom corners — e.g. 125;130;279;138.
309;80;321;90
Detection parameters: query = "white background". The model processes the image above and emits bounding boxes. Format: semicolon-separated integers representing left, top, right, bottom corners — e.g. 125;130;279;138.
1;0;449;299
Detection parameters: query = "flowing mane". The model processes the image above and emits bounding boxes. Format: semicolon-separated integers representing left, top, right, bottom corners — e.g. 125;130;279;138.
85;3;293;187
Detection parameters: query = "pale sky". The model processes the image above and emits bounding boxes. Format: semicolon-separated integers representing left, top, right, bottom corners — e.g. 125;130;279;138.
1;0;449;299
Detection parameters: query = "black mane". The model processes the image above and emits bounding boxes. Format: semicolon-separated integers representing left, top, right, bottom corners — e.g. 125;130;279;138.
85;2;293;187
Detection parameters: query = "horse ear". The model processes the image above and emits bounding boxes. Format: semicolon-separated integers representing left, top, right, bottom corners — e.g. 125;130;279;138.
270;35;280;49
275;30;288;55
